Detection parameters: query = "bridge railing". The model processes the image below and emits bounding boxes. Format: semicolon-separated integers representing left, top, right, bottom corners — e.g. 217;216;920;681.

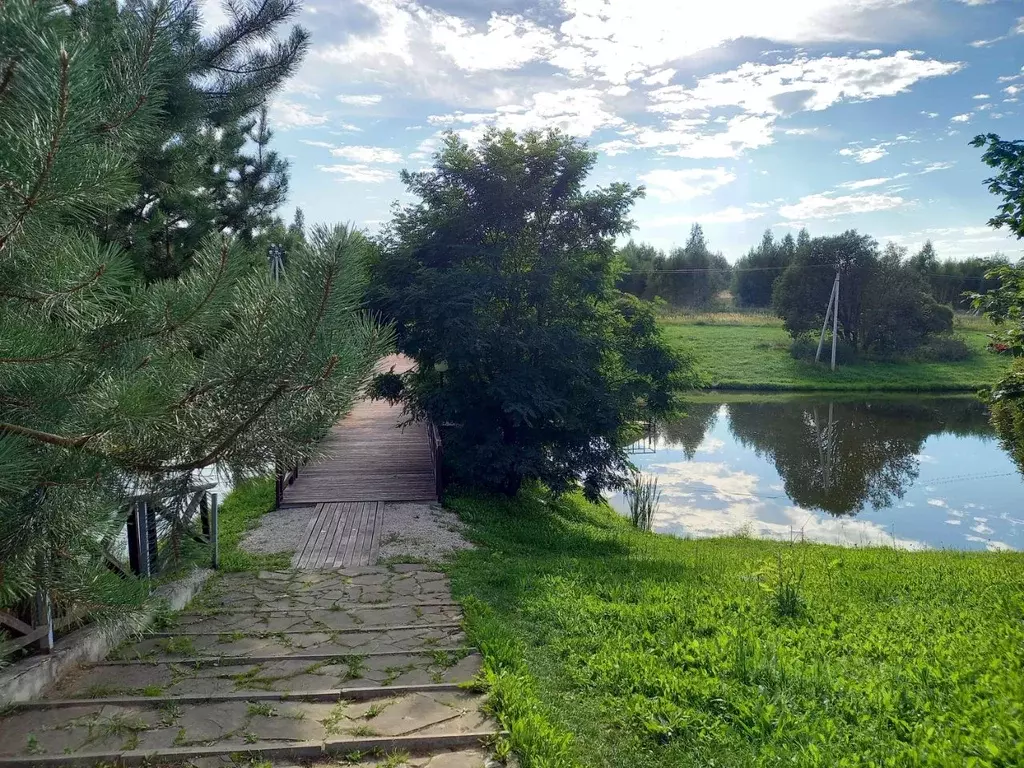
0;484;219;658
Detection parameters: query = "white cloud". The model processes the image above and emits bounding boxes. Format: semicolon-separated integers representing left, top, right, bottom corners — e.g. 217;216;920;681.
329;145;403;163
1005;85;1022;96
645;206;766;228
973;93;991;100
950;113;972;122
269;99;328;129
300;140;336;150
638;168;736;202
840;144;889;164
428;88;625;141
779;191;907;219
643;68;676;86
429;13;557;71
921;111;939;118
336;94;383;106
318;164;395;183
838;177;892;189
919;161;954;173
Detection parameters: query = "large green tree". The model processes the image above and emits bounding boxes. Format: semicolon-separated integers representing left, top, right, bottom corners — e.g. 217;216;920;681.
733;229;796;308
970;132;1024;473
97;0;308;280
372;130;691;498
0;0;388;619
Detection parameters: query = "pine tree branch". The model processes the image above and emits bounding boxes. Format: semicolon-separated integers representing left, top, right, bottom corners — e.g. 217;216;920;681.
202;0;273;64
0;422;95;449
0;60;16;103
98;95;147;134
0;49;71;254
0;263;107;303
0;348;77;364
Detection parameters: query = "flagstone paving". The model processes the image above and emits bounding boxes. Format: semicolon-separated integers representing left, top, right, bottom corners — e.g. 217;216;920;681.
0;568;501;767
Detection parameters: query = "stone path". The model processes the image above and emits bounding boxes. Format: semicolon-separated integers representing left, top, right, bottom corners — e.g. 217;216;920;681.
0;567;502;767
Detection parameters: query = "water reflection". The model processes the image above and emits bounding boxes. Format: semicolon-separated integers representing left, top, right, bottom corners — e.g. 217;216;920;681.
613;397;1023;551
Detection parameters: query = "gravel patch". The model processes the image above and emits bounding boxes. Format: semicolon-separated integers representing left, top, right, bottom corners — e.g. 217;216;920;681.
377;502;474;564
239;505;315;556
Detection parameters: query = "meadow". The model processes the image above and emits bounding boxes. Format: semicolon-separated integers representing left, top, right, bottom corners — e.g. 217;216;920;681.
658;312;1012;391
448;488;1024;768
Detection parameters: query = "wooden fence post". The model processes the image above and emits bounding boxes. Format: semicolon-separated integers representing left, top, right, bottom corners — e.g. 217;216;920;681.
32;588;53;653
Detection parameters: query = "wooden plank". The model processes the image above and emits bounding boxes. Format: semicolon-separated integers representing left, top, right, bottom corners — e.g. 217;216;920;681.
323;503;355;568
294;504;325;568
0;610;33;636
351;501;375;567
366;503;383;566
0;624;50;656
341;502;370;566
298;504;331;569
307;503;339;569
315;503;345;570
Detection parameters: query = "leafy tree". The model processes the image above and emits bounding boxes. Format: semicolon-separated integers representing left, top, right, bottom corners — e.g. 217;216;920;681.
733;229;795;308
970;131;1024;474
371;130;691;499
861;244;953;356
0;0;388;620
617;240;664;300
99;0;309;280
909;240;938;274
651;224;730;308
773;230;877;345
774;233;950;356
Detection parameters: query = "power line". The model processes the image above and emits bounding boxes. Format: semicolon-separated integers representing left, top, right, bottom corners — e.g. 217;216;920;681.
624;263;1005;280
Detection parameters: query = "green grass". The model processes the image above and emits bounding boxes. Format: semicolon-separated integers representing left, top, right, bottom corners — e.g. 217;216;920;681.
447;487;1024;768
659;315;1012;392
217;477;292;572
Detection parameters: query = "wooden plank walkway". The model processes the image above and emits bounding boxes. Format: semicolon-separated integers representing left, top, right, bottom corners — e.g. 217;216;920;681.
282;355;436;568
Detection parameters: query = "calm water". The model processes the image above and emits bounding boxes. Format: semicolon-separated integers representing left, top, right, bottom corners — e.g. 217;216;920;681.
610;397;1024;551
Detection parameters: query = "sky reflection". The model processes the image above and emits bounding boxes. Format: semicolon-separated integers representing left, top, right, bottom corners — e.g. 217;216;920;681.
610;399;1024;551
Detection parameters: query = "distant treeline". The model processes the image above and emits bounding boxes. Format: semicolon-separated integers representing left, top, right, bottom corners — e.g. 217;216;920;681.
618;226;1011;311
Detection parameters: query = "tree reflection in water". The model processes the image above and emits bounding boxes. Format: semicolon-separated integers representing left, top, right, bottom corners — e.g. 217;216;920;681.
655;398;994;516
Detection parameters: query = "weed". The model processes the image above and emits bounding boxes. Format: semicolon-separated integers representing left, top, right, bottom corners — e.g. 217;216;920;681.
174;727;188;746
140;685;164;697
243;731;258;744
246;702;277;718
756;551;807;619
348;725;378;737
25;735;40;755
229;666;277;691
160;637;197;656
362;702;389;720
378;752;410;768
321;701;348;735
159;703;183;726
218;631;246;643
343;655;366;681
622;470;661;532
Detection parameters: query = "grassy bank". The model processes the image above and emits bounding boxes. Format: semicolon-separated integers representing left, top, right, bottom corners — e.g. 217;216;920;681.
659;313;1012;391
448;488;1024;768
216;478;291;572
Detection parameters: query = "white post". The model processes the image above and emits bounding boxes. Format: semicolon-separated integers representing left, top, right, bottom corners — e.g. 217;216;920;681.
831;272;840;371
816;276;838;363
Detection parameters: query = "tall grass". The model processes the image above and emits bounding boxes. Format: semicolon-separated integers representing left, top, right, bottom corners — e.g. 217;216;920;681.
623;470;661;531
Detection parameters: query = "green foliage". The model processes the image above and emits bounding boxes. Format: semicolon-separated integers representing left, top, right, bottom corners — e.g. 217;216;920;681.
98;0;309;280
970;261;1024;358
0;2;389;618
217;478;291;572
660;316;1007;391
448;488;1024;768
733;229;798;308
972;132;1024;238
372;129;691;499
773;233;955;356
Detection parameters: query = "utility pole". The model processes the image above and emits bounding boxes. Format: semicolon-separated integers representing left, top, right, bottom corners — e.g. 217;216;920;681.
268;244;285;283
816;272;841;370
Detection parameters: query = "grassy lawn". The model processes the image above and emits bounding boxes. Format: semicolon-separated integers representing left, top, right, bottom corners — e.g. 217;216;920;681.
659;313;1013;392
448;488;1024;768
216;477;292;571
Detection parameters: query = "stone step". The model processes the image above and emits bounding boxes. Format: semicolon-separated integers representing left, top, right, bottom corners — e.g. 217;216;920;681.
45;651;483;698
197;568;452;609
111;625;468;660
168;605;464;634
0;689;498;760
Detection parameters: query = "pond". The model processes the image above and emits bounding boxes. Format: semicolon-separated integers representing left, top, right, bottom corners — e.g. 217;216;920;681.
609;396;1024;551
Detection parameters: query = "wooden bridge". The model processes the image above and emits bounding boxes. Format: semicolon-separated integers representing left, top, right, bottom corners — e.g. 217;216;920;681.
280;355;439;567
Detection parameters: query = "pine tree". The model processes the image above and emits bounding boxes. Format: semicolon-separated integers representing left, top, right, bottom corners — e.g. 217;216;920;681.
0;1;389;622
98;0;310;280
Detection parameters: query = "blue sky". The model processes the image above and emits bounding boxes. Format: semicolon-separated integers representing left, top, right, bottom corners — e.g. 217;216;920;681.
209;0;1024;262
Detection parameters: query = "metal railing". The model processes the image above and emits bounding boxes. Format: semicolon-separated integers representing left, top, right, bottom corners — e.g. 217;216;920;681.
0;484;219;657
427;420;444;500
274;460;300;508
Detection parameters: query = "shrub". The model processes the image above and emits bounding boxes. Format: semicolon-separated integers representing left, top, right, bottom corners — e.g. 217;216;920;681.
789;336;859;365
914;334;973;362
